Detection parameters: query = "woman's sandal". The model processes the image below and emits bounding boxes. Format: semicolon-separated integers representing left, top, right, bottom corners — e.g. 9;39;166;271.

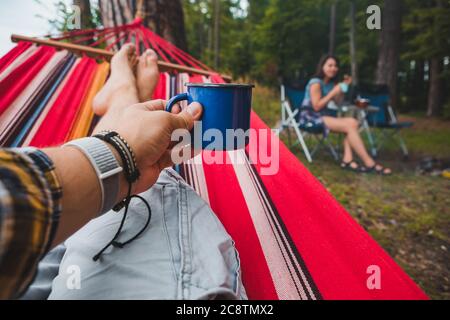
340;160;364;173
364;163;392;176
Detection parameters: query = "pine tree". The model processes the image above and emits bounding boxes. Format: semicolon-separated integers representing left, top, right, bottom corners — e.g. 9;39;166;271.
403;0;450;116
98;0;188;51
375;0;403;108
73;0;94;30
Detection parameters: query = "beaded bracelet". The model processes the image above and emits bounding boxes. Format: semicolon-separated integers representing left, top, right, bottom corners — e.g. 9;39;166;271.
91;130;151;261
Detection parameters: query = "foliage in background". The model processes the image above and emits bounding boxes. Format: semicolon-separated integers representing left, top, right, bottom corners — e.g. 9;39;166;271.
45;0;449;116
183;0;384;85
183;0;449;115
35;0;101;34
401;0;450;114
403;0;450;60
183;0;249;74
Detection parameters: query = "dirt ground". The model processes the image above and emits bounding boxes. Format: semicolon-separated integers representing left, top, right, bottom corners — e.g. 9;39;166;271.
286;117;450;299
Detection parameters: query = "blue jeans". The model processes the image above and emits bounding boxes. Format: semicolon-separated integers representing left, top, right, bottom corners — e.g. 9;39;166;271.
21;169;247;300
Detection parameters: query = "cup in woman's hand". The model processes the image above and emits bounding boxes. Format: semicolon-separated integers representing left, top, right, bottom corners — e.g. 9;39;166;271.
339;82;349;93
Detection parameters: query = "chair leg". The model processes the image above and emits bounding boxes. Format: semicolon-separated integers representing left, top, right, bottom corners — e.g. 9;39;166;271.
293;128;313;163
367;128;378;158
325;139;340;161
361;119;377;158
375;129;388;157
274;125;282;136
281;99;314;162
301;139;313;163
308;135;340;162
395;131;409;159
310;144;320;158
310;135;322;158
288;120;312;163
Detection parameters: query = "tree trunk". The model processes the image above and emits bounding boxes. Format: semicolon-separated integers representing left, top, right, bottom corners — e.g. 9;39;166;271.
329;1;337;55
213;0;220;69
73;0;96;46
412;59;425;110
427;57;443;117
98;0;110;27
375;0;403;108
425;0;445;117
99;0;188;51
73;0;93;30
349;1;358;85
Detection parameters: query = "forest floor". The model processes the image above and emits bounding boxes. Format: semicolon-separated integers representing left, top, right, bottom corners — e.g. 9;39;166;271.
252;85;450;299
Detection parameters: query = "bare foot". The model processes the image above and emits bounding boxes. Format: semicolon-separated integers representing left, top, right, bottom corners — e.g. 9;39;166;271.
93;44;138;116
136;49;160;102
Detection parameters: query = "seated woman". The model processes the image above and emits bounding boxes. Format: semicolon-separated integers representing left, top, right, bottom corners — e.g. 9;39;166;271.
300;55;391;175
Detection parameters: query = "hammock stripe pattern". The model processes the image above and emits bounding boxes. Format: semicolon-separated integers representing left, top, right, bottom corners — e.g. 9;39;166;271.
0;19;428;300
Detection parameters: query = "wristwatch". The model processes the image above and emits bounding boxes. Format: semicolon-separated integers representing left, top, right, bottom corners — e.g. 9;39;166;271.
64;137;123;215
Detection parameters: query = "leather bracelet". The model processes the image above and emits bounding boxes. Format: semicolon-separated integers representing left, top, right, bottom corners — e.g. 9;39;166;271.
93;130;140;183
90;131;149;261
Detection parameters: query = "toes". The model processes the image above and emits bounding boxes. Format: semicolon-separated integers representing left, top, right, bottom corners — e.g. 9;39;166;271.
146;49;158;62
115;44;135;60
112;44;136;67
140;49;158;67
136;49;160;102
122;43;136;55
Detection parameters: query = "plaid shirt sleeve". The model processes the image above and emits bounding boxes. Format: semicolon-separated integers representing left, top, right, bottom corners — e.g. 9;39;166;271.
0;148;62;299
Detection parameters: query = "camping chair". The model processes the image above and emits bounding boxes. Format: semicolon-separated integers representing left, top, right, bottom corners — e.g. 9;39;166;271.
358;85;413;159
276;84;339;163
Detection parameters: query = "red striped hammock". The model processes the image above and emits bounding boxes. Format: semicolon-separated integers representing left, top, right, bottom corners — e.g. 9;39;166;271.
0;19;427;300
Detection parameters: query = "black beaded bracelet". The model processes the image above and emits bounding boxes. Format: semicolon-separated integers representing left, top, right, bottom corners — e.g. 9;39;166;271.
93;130;140;183
91;130;151;262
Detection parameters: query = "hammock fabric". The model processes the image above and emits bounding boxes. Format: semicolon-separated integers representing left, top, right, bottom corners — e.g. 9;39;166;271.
0;41;32;74
67;62;109;140
0;19;428;300
29;57;98;147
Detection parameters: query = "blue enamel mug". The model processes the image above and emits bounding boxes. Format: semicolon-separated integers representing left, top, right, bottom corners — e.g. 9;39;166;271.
166;83;254;150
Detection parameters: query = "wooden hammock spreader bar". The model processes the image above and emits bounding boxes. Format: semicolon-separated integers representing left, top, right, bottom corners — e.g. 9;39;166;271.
11;34;232;81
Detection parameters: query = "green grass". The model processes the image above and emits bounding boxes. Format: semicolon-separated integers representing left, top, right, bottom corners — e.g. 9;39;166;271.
381;115;450;158
252;85;280;128
252;85;450;299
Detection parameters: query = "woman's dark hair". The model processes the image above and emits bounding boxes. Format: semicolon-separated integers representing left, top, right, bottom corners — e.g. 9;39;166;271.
314;54;340;83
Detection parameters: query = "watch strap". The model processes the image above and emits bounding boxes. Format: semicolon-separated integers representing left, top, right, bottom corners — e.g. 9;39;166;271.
64;137;122;215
